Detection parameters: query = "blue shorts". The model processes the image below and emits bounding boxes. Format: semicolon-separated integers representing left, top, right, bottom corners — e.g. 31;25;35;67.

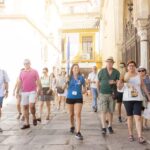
123;101;142;116
0;97;4;107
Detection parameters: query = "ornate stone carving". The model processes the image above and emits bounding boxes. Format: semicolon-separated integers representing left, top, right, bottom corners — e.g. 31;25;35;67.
137;19;149;40
138;28;147;41
137;19;149;29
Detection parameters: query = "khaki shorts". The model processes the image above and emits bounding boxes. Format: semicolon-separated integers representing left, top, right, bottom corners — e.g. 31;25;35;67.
99;93;116;113
21;91;36;105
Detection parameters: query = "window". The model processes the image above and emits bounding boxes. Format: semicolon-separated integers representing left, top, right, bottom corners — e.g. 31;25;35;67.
81;36;93;60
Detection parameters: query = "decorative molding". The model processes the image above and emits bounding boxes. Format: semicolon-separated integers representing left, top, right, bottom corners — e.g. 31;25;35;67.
138;28;148;41
136;18;149;29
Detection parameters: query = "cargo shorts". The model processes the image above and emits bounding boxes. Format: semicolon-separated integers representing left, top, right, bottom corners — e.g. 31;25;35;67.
99;93;116;113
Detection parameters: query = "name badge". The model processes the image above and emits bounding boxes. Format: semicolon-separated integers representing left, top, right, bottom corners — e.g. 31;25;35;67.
72;91;77;95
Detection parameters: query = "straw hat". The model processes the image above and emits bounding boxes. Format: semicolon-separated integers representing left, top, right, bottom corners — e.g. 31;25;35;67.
105;56;115;63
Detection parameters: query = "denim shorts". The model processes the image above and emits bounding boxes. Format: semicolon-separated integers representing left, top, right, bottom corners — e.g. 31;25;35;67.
0;97;4;107
123;101;142;116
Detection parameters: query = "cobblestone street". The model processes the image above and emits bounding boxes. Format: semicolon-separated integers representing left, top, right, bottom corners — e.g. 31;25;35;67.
0;96;150;150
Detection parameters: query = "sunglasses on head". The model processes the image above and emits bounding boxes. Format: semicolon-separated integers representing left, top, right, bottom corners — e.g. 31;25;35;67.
138;70;145;72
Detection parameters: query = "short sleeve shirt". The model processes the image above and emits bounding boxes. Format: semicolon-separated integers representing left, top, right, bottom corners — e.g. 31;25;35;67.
0;70;9;97
67;75;85;99
20;69;39;92
88;72;98;88
98;68;120;94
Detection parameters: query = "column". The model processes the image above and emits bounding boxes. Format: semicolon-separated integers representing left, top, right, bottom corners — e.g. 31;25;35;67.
137;19;149;68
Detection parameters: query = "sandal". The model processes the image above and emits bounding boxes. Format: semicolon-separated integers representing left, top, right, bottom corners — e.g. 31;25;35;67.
138;137;146;144
128;135;134;142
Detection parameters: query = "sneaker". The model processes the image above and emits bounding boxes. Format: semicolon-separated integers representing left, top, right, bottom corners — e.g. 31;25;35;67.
75;132;83;140
20;124;30;130
93;107;97;112
101;128;106;135
108;126;114;134
33;119;37;126
36;118;41;122
70;127;75;133
118;117;122;123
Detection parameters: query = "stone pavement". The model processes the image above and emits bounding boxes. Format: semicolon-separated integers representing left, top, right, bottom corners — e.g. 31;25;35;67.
0;96;150;150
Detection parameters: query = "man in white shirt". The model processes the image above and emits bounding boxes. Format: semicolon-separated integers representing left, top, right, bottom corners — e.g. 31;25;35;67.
0;69;9;132
88;66;98;112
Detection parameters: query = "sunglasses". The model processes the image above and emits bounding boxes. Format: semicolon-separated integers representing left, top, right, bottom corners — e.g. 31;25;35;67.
138;70;145;72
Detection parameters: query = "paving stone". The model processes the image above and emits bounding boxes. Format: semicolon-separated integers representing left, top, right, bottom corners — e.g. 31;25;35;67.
29;135;70;145
2;130;31;136
11;145;42;150
2;135;34;145
70;135;106;145
0;135;9;143
74;144;108;150
28;129;55;136
42;145;73;150
43;123;70;129
81;129;101;136
0;145;10;150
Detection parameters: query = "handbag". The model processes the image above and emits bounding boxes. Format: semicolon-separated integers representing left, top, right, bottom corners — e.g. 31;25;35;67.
47;89;53;95
111;86;118;100
56;87;64;94
42;88;53;96
105;68;118;100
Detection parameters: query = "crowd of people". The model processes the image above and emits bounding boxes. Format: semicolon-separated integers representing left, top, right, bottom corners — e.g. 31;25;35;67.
0;57;150;144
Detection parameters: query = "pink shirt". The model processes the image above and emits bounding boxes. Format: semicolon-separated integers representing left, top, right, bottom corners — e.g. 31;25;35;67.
20;69;39;92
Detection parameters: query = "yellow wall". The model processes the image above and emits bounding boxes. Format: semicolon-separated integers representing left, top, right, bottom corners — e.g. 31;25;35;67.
62;29;102;69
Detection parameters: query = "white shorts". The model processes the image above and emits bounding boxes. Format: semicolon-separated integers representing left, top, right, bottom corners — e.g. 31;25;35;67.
21;91;36;105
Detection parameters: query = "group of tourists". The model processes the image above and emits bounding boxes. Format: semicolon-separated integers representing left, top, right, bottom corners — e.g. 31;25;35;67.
83;56;150;144
0;57;150;143
97;57;150;144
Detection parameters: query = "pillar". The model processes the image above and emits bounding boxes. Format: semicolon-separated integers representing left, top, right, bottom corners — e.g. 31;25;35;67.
137;19;149;68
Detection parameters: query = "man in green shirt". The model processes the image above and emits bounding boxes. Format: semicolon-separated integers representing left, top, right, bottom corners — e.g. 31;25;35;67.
97;57;120;135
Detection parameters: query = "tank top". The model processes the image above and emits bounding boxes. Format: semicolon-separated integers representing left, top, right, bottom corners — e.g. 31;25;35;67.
40;76;50;88
123;75;144;101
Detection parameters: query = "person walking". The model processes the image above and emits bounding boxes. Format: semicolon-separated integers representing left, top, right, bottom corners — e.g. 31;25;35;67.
66;64;86;140
117;62;126;122
0;69;9;132
37;67;54;121
56;70;67;111
138;66;150;130
13;68;25;120
88;66;98;112
117;61;150;144
16;59;41;129
97;57;120;135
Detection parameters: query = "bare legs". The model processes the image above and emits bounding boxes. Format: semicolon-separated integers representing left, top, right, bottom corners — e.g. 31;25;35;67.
67;103;82;133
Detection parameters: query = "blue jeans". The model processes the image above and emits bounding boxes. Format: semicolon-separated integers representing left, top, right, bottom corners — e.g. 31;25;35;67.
91;88;98;109
0;97;4;108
